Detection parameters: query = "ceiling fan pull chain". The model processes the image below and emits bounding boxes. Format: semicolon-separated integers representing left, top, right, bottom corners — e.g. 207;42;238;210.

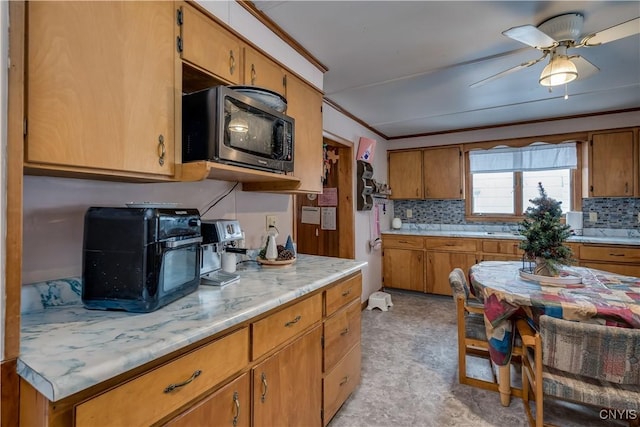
564;84;569;100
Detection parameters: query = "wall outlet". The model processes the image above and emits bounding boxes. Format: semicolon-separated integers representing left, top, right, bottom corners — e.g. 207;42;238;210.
266;215;277;230
406;209;413;218
637;212;640;224
589;212;598;222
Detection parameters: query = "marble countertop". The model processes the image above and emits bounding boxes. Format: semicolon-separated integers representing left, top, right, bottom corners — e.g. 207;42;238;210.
382;229;640;246
18;255;367;402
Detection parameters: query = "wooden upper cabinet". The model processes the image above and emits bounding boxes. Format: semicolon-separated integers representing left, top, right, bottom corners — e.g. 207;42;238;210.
180;3;241;84
587;129;638;197
388;151;423;199
285;74;324;193
244;46;286;96
26;1;176;177
423;146;463;199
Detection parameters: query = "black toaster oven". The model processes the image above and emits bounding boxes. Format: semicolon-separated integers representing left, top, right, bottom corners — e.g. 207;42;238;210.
82;207;202;313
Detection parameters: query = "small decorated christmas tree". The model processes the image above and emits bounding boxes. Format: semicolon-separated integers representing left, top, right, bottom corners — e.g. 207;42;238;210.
519;183;574;276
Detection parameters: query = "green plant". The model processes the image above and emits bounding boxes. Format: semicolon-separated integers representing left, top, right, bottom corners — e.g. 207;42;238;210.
519;183;574;276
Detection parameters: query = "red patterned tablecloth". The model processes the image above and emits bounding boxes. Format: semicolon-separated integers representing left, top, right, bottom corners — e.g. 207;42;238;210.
469;261;640;366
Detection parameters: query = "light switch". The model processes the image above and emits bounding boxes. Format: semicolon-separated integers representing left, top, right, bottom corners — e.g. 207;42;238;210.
589;212;598;222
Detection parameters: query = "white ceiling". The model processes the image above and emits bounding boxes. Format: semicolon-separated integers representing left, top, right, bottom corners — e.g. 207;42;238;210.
253;1;640;139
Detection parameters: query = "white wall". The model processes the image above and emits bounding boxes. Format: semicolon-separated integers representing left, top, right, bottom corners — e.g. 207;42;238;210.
1;0;9;359
22;177;292;284
323;103;390;301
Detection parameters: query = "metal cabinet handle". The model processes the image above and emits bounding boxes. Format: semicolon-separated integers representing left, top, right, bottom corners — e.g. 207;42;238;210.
232;391;240;426
398;240;409;244
339;376;349;386
610;253;625;257
340;327;350;336
164;370;201;393
341;289;351;297
285;315;301;327
260;372;268;402
229;50;235;75
251;64;257;85
157;134;166;166
625;182;629;193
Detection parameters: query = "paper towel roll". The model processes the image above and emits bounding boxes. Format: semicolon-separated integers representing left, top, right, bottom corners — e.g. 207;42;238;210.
566;211;583;235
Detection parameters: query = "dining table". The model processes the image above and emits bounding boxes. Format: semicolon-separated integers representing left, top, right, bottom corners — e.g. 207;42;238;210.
469;260;640;406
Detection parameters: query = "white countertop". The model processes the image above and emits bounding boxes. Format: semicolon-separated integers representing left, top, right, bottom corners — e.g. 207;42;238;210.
382;229;640;246
18;255;367;402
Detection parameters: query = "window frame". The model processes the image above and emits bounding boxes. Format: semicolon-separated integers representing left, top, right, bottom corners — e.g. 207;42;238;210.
464;137;584;222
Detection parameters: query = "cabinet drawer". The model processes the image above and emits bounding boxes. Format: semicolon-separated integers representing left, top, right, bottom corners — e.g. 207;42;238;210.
383;235;424;250
325;274;362;317
323;343;361;426
482;239;522;255
425;237;477;252
324;299;361;372
580;245;640;264
75;328;250;427
252;293;322;360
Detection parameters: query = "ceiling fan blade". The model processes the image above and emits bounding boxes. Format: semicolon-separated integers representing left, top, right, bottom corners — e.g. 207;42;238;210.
581;17;640;46
470;56;546;88
502;24;557;49
571;55;600;80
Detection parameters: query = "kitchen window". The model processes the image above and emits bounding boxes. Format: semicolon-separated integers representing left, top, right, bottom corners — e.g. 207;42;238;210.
467;142;578;219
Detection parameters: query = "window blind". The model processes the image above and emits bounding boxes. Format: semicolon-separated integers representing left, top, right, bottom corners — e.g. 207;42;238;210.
469;142;577;173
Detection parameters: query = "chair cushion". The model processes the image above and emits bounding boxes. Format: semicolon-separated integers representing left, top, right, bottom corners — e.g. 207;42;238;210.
540;315;640;385
542;365;640;411
465;313;488;341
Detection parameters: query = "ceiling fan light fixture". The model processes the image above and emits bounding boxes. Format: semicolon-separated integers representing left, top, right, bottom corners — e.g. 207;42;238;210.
539;55;578;87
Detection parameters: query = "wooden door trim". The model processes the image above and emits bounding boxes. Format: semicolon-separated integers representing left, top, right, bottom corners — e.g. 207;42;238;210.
335;140;354;259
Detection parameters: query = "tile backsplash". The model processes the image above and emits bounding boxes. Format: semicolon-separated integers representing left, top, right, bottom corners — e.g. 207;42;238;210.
394;198;640;229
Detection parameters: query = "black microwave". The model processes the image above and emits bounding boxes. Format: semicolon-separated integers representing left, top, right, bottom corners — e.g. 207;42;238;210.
182;86;294;174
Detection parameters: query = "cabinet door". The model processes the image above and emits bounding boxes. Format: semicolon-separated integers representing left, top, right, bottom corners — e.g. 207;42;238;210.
244;46;286;96
426;251;477;296
286;74;323;193
27;1;175;176
253;326;322;427
423;146;463;199
589;130;637;197
164;373;250;427
388;151;423;199
181;3;241;84
382;248;425;292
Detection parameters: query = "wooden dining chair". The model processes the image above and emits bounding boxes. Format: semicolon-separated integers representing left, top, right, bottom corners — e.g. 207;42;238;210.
449;268;499;391
517;315;640;427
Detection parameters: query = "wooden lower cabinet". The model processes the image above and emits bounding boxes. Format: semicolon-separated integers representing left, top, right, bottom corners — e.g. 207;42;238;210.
75;328;250;427
579;244;640;277
383;233;639;297
19;273;363;427
322;277;362;426
323;343;361;425
382;247;425;292
426;251;477;296
164;373;250;427
253;326;323;427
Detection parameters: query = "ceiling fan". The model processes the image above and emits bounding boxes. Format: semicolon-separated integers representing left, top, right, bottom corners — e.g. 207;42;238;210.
471;13;640;88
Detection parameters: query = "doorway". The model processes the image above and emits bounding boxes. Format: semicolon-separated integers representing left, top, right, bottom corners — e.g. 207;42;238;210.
295;138;354;259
